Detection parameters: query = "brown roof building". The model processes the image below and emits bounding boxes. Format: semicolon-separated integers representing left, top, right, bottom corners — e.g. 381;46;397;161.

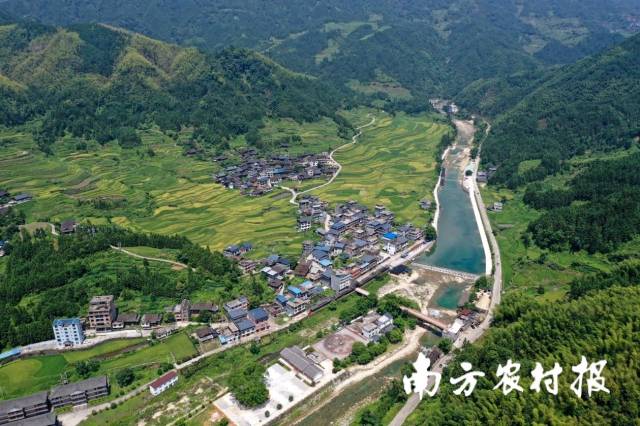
88;295;116;331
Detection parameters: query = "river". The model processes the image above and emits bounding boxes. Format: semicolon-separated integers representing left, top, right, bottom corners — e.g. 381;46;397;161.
284;119;487;425
414;123;486;276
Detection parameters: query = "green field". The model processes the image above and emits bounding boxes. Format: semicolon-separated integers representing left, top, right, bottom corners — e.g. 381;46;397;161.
0;110;447;259
0;126;307;259
313;110;448;227
481;185;640;301
0;333;196;400
255;116;346;156
0;355;67;400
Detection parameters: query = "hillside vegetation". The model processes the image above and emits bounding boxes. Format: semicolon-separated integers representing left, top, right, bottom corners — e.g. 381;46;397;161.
2;0;637;99
481;33;640;187
0;22;348;153
405;264;640;425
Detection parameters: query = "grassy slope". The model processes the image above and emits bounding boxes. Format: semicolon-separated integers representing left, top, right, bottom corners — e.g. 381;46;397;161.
0;334;196;400
16;249;189;317
313;110;448;227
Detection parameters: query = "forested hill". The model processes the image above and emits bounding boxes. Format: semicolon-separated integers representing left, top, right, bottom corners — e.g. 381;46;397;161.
0;21;348;152
2;0;637;99
481;32;640;187
406;264;640;425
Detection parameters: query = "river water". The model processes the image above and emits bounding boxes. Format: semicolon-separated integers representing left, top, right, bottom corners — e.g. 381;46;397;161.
289;120;486;425
415;147;486;275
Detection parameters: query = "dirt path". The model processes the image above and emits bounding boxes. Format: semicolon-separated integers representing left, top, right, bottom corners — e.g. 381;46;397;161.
280;115;377;205
110;245;195;271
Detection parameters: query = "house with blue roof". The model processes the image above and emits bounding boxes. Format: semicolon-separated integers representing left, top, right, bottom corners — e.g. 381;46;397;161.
382;232;407;255
0;347;21;363
265;254;280;266
248;307;270;332
275;294;289;307
319;258;333;268
224;245;241;257
234;318;256;337
287;285;306;299
226;307;248;322
330;221;346;232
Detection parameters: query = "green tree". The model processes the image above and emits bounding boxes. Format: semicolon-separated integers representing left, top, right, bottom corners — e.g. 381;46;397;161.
115;368;135;387
228;361;268;408
424;224;437;241
437;338;452;354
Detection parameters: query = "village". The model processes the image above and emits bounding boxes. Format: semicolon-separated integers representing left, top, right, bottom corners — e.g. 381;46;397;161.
213;149;337;197
0;103;501;426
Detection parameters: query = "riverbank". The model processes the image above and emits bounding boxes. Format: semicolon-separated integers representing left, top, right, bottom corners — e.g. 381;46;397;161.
414;119;487;275
455;119;493;276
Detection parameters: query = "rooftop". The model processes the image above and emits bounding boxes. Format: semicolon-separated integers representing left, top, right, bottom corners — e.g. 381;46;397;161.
7;412;58;426
50;376;108;399
195;327;217;338
115;313;139;323
141;313;162;323
248;307;269;322
0;391;49;416
53;318;81;327
280;346;323;382
227;307;248;321
150;371;178;390
234;318;255;332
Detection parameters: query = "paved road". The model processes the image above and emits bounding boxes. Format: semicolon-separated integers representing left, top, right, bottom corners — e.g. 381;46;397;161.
58;316;307;425
389;118;500;426
281;115;376;205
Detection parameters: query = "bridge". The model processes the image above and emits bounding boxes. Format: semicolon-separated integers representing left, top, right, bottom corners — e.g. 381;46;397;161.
400;306;448;332
412;263;480;281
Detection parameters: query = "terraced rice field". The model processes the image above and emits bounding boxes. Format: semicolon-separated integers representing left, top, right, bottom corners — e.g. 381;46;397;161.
313;111;449;226
0;127;305;258
0;111;448;257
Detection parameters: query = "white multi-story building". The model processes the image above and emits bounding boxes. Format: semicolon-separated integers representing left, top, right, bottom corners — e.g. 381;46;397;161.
330;272;352;292
53;318;85;347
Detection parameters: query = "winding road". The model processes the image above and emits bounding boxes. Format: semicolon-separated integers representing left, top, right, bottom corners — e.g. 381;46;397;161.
280;114;377;205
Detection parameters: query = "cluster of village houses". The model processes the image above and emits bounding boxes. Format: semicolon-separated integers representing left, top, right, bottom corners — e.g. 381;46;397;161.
213;149;337;197
224;199;428;327
2;172;488;419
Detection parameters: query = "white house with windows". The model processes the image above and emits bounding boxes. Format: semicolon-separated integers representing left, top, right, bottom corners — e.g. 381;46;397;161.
149;371;179;396
53;318;85;347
